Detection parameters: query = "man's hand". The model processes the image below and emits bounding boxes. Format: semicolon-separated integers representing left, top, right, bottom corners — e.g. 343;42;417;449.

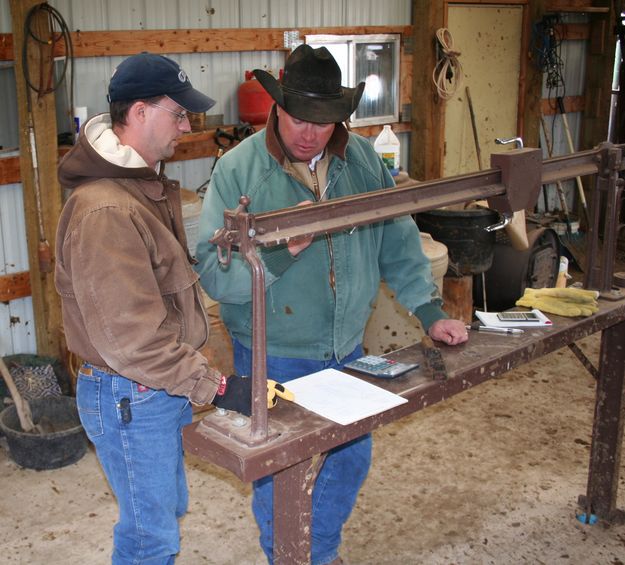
212;375;252;416
287;200;314;256
428;319;469;345
212;375;296;416
267;379;295;408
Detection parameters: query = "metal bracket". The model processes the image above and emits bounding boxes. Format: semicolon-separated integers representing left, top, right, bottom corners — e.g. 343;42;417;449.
567;342;599;380
198;408;281;447
485;214;511;232
495;136;524;149
489;148;543;214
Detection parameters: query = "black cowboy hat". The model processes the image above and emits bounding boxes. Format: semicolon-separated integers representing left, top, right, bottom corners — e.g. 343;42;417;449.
253;44;365;124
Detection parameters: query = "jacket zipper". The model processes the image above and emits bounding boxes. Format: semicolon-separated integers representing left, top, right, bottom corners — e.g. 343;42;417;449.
311;169;336;293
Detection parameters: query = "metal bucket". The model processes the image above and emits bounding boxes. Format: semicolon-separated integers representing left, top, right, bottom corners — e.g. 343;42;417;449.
415;208;499;274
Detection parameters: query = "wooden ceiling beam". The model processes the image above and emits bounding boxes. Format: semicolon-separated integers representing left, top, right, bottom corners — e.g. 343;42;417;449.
0;25;412;61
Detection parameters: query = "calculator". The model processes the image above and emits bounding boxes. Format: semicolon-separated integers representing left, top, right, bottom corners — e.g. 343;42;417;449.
496;311;540;322
344;355;419;379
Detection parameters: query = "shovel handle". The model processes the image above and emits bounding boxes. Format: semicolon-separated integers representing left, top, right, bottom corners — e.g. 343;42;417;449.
0;357;36;432
556;97;589;219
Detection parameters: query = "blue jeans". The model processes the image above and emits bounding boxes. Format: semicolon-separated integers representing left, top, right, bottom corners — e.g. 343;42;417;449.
234;340;372;565
76;364;192;565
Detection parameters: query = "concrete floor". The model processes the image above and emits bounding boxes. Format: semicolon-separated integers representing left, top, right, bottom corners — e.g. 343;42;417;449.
1;331;625;564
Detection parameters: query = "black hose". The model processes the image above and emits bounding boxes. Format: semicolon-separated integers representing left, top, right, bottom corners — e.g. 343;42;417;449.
22;3;74;136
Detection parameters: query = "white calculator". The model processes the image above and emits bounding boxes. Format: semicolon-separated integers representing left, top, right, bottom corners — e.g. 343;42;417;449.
496;311;540;322
344;355;419;379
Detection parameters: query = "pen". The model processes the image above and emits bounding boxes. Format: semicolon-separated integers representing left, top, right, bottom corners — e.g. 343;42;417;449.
466;324;524;335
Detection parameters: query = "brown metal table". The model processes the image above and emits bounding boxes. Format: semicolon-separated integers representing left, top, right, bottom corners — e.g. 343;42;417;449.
184;142;625;563
184;297;625;563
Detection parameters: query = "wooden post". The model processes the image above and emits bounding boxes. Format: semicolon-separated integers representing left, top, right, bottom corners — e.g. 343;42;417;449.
518;0;546;150
582;4;617;148
442;275;473;324
10;0;63;356
410;0;446;181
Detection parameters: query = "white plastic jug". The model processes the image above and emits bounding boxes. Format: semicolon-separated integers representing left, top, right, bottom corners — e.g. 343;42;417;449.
374;124;401;176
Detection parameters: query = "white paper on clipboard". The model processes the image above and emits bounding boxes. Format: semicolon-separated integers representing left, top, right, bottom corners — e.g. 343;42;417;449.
475;309;552;328
285;368;408;426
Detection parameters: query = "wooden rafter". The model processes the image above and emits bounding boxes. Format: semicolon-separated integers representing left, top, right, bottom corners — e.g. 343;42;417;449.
0;25;412;61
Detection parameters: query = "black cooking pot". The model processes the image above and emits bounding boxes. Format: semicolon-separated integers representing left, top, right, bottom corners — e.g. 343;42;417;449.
415;208;499;275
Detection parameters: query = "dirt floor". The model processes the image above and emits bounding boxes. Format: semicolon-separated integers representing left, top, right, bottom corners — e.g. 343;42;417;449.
2;331;625;565
2;245;625;564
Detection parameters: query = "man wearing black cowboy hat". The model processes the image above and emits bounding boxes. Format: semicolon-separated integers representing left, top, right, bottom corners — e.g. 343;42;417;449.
195;44;468;565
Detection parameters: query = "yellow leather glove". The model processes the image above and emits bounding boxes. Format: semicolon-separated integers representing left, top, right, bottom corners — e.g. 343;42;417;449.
523;287;599;303
267;379;295;409
515;287;599;317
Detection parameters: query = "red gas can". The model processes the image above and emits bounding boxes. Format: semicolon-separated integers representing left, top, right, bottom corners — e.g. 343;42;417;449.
238;70;274;125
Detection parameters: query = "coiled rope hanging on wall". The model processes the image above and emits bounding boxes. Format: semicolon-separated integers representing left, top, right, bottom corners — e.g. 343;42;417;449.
432;28;463;100
22;3;74;98
22;2;75;136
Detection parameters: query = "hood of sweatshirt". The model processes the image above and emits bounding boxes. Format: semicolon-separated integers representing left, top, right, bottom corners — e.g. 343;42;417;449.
58;113;161;190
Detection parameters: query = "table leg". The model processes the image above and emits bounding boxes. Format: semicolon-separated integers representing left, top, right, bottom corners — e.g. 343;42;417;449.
274;458;313;565
581;320;625;522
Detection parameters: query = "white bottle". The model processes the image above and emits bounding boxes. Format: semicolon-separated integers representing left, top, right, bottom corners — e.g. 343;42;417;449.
374;124;401;176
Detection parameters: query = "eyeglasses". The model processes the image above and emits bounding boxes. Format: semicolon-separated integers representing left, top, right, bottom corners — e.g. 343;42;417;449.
148;102;188;124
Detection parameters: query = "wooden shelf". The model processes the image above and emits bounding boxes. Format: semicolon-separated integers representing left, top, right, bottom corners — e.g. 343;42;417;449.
174;122;411;161
0;25;412;61
0;122;412;185
0;271;31;302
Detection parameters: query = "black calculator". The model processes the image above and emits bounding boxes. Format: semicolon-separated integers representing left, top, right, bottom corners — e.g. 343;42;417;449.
344;355;419;379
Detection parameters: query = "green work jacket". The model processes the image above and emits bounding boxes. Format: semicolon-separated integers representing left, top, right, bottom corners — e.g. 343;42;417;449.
195;122;445;362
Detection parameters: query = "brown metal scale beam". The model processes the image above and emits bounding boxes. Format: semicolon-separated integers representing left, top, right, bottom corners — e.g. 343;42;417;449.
209;143;624;444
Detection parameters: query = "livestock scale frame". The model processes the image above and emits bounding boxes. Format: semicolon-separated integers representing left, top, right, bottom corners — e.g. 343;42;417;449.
184;142;625;564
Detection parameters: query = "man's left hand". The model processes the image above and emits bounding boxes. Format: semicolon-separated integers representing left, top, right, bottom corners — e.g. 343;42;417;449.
428;319;469;345
287;200;314;256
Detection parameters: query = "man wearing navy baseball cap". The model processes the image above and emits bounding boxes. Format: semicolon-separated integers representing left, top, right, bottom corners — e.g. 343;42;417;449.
56;53;251;563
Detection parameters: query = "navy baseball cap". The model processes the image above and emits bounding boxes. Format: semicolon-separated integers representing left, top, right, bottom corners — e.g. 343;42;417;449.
107;52;215;113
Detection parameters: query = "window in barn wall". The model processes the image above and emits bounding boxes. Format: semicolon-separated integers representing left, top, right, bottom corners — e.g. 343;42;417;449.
54;60;76;144
305;34;400;127
0;65;19;151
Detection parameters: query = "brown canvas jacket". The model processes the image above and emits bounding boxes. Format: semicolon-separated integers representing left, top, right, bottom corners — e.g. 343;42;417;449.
55;114;221;404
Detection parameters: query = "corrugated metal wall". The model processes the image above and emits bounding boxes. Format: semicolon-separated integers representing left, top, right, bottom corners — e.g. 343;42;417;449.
0;177;37;355
538;12;589;216
0;2;18;150
45;0;411;190
0;5;31;356
0;3;593;355
0;0;411;355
